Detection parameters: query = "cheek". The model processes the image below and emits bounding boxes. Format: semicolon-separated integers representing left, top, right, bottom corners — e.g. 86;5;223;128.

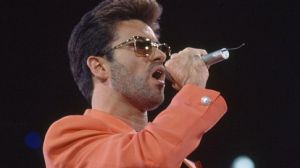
129;61;149;77
122;58;148;74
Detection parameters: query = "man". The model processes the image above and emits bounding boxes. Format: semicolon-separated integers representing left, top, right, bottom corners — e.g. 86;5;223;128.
43;0;227;167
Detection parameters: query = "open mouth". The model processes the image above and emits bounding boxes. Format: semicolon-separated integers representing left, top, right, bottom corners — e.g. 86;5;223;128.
151;66;166;85
152;69;163;79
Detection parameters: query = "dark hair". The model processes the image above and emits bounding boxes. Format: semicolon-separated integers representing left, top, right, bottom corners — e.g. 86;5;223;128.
68;0;162;104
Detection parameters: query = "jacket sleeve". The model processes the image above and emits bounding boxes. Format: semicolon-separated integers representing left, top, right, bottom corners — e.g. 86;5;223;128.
43;84;227;168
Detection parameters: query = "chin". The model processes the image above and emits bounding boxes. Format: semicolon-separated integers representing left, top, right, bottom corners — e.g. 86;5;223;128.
145;95;165;111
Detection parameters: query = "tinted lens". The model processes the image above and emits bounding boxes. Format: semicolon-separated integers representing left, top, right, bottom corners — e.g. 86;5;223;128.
134;37;152;56
159;44;171;57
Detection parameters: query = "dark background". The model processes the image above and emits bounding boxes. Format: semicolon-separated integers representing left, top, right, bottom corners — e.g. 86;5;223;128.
1;0;299;167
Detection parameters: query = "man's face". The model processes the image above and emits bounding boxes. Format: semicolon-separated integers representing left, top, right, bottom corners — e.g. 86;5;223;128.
109;20;166;111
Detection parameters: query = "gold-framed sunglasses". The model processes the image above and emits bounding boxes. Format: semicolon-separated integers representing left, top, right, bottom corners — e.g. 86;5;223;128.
110;36;171;60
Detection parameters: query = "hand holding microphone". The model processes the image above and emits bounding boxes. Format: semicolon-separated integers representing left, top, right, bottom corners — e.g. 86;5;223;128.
165;44;245;90
165;48;210;90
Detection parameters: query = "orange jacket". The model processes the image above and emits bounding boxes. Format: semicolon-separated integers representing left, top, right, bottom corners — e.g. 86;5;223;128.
43;85;227;168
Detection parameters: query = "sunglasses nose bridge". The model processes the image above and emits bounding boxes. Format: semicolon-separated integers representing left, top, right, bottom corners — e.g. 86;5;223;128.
150;44;168;62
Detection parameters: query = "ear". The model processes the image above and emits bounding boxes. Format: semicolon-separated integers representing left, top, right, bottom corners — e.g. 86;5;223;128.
86;56;109;82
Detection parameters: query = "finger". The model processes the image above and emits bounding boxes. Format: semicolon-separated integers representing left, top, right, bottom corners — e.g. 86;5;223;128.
199;49;208;55
172;82;181;91
194;49;207;57
191;51;210;69
170;53;180;59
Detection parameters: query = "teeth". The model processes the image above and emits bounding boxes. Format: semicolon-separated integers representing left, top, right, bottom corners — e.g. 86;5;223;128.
157;80;165;84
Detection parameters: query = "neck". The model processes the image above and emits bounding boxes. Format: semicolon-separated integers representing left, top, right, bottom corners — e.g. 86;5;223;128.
91;83;148;131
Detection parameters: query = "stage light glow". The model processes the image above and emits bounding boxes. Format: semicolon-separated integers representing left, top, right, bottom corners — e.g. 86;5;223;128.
232;155;255;168
25;131;42;149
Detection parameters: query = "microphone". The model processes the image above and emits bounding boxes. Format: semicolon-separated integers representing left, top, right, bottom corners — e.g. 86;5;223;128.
201;48;229;66
202;43;245;66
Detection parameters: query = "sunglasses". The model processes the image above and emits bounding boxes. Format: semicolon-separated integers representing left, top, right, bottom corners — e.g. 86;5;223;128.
110;36;171;60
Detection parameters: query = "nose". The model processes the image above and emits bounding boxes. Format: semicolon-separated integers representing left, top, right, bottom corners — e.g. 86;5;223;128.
149;48;167;63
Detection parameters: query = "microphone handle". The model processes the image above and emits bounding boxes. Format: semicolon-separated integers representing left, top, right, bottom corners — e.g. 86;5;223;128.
201;48;229;66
